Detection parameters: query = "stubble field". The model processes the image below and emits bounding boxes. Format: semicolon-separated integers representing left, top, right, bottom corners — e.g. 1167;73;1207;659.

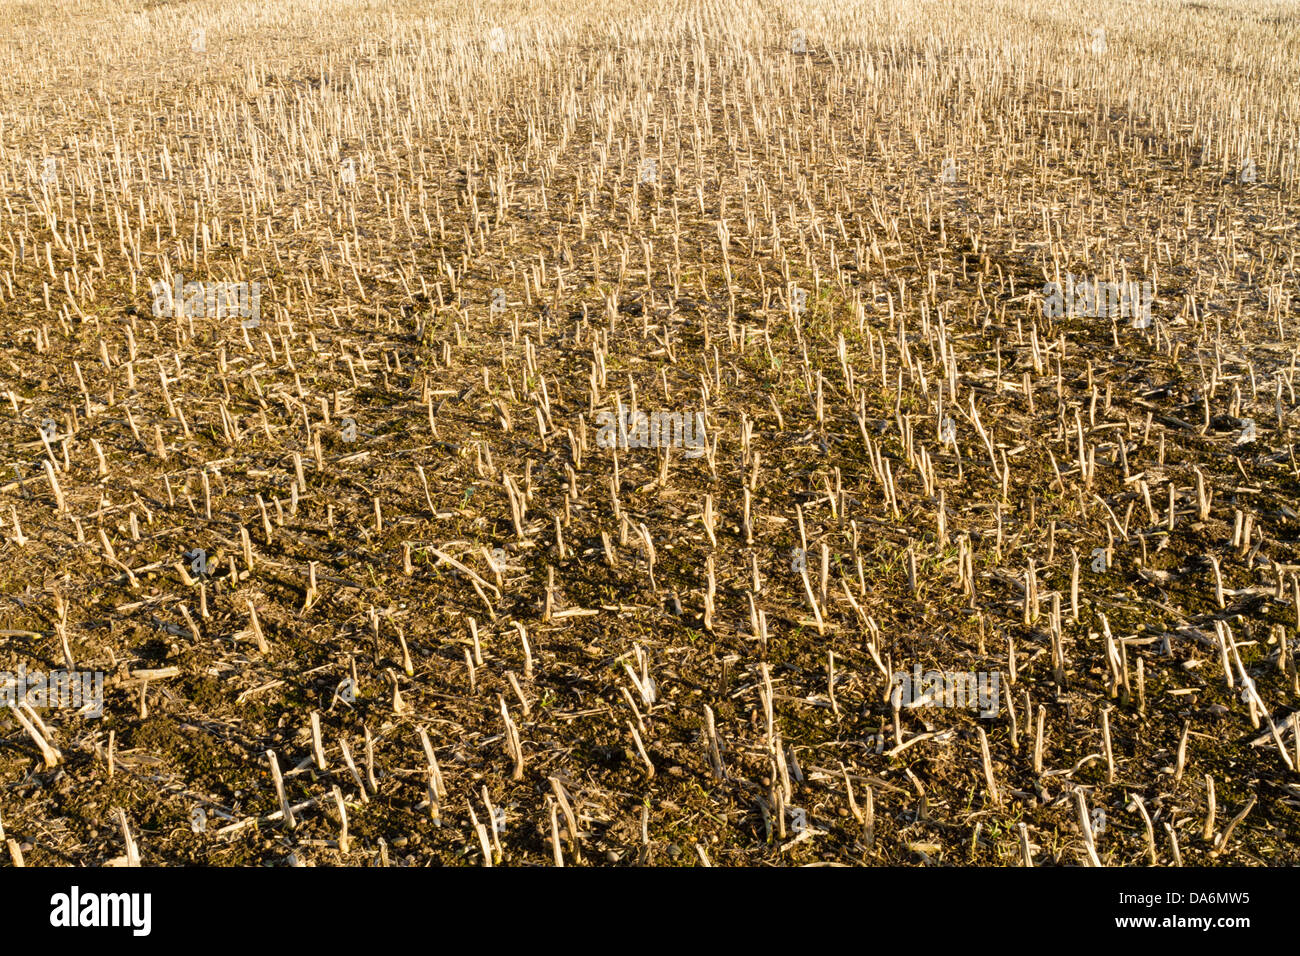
1;0;1299;866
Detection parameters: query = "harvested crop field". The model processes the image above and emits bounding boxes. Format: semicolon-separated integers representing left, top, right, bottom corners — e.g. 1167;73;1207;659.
1;0;1299;869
